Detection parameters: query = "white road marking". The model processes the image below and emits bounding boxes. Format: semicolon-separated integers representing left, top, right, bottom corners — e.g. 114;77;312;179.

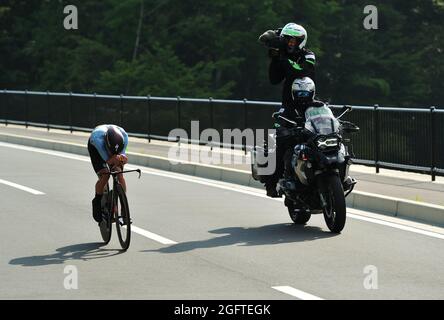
131;226;177;245
272;286;324;300
0;178;45;195
348;212;444;240
1;141;443;240
0;142;89;162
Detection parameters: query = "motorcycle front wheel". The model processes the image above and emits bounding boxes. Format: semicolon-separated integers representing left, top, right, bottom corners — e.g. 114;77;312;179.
322;175;346;233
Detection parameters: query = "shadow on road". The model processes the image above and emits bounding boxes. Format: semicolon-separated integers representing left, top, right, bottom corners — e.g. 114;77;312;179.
9;242;123;267
144;223;337;254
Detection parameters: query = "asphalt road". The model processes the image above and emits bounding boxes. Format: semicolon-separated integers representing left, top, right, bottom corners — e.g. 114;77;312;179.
2;125;444;206
0;142;443;300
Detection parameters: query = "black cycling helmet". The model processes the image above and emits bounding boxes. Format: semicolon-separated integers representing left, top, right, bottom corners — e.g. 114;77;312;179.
105;126;124;155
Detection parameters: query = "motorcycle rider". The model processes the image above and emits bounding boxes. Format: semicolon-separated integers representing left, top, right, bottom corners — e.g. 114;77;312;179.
266;77;326;197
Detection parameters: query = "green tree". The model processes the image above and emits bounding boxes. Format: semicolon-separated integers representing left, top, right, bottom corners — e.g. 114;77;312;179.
1;0;443;107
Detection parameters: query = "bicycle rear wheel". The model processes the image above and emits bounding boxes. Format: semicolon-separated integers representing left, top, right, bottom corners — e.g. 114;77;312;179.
115;184;131;250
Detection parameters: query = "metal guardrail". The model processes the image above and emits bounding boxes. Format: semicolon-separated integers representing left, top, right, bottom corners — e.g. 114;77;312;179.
0;89;443;180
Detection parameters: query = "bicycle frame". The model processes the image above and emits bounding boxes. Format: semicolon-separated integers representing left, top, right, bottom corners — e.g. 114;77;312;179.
99;168;141;249
107;168;141;218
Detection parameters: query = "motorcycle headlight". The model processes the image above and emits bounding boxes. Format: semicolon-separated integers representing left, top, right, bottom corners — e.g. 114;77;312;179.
316;137;339;149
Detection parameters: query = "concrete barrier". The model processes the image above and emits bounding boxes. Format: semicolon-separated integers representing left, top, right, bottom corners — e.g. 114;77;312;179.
396;199;444;226
346;192;399;216
1;132;443;227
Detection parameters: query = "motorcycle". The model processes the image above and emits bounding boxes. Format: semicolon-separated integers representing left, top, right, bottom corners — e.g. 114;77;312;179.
251;105;360;233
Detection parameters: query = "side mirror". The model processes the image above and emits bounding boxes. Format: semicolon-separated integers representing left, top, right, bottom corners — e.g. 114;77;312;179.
341;121;360;133
272;112;281;120
340;105;352;113
337;105;352;119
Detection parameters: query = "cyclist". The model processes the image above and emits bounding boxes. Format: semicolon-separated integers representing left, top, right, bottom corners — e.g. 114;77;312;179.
88;124;129;223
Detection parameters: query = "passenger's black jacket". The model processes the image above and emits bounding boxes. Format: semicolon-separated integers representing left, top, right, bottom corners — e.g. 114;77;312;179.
269;48;316;109
259;28;317;118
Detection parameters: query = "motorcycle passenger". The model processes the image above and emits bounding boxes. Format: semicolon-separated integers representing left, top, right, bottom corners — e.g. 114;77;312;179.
259;22;316;108
258;23;318;197
266;77;326;197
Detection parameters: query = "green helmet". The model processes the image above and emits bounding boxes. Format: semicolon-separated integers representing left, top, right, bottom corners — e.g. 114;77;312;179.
281;23;307;51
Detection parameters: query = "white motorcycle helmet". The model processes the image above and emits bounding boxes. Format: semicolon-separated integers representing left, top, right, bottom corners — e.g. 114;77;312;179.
280;23;307;53
291;77;315;104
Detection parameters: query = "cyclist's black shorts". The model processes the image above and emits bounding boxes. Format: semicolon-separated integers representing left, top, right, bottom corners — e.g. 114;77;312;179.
88;140;108;174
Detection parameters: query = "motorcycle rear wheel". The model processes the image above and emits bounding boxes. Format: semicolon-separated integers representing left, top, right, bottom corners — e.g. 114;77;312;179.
285;198;311;225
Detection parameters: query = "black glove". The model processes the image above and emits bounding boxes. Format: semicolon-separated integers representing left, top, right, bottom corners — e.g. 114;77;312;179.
259;30;286;49
259;30;277;44
268;48;280;58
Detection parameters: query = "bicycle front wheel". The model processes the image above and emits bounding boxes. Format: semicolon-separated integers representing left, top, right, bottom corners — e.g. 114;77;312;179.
115;184;131;250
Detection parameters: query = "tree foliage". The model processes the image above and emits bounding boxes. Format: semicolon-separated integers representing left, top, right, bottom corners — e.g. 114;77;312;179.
0;0;443;107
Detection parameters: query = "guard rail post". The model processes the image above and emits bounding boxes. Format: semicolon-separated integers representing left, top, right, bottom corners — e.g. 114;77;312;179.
374;104;380;173
430;106;437;181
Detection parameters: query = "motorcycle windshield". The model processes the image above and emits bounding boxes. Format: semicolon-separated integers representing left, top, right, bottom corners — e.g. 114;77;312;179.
304;106;340;135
